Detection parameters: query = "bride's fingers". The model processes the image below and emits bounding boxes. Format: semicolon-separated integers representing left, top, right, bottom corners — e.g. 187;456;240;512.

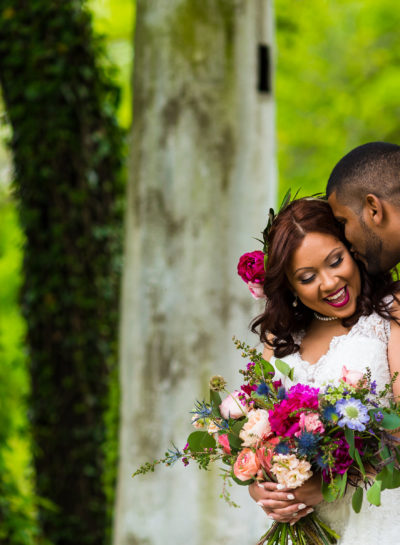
257;500;308;519
267;506;313;524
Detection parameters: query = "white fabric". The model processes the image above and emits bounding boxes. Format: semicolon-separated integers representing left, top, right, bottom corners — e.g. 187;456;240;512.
270;311;400;544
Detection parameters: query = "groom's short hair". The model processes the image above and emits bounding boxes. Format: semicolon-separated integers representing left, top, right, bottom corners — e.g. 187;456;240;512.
326;141;400;209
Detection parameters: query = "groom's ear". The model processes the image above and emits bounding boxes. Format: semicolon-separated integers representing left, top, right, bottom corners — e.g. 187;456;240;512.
364;194;384;226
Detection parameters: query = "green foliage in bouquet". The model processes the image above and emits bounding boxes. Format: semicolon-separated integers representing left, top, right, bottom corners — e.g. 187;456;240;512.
134;337;400;545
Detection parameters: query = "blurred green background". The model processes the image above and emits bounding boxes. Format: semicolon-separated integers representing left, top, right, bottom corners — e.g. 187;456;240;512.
1;0;400;541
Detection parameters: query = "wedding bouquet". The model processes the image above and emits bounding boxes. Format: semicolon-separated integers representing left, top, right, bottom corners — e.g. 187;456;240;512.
133;336;400;545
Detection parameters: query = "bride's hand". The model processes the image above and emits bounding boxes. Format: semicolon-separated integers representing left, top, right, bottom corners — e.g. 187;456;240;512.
248;481;312;523
249;474;323;524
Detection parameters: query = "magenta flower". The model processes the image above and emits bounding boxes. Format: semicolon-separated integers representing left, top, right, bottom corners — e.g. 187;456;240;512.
268;384;320;437
237;251;265;284
322;432;363;482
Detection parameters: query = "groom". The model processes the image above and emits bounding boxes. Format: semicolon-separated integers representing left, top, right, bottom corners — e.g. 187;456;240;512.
327;141;400;274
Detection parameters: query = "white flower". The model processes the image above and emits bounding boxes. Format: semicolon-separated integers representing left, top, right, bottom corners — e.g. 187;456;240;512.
271;454;312;489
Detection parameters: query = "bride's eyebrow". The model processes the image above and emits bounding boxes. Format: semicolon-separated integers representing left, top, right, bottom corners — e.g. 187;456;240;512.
294;247;343;274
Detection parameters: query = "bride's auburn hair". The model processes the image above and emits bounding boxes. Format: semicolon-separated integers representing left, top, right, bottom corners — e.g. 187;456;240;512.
251;198;398;358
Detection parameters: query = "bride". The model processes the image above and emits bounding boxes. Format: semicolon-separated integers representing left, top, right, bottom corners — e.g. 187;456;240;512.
248;197;400;544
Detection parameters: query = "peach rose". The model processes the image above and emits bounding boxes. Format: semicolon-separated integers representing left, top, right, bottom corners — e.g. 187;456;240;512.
233;448;260;481
219;391;248;420
341;366;366;388
239;409;271;447
218;434;231;454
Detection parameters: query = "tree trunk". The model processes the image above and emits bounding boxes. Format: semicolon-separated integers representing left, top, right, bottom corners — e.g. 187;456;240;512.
114;1;276;543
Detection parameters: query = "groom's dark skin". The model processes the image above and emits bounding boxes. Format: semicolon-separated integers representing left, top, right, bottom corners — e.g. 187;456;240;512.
327;142;400;275
327;191;400;274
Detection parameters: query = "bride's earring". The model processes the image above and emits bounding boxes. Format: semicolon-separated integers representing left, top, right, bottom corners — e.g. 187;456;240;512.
292;295;298;307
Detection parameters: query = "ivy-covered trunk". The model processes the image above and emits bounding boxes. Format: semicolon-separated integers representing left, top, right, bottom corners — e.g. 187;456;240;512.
0;2;124;544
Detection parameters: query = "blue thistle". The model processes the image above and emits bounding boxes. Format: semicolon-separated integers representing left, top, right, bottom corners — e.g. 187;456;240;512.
274;441;290;455
296;432;320;457
322;404;339;422
315;455;329;471
190;400;212;422
370;380;377;395
257;382;270;396
277;386;288;400
165;444;183;465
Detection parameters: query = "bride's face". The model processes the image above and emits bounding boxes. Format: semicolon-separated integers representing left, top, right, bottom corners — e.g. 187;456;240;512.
287;232;361;319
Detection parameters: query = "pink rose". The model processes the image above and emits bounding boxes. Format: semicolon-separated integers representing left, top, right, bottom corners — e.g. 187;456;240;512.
256;437;280;473
239;409;272;447
233;448;260;481
341;366;366;388
295;412;325;437
247;281;266;300
237;251;265;284
218;434;231;454
219;390;248;420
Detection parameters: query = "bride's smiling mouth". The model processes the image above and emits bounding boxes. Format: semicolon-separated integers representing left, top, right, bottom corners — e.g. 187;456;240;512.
323;285;350;308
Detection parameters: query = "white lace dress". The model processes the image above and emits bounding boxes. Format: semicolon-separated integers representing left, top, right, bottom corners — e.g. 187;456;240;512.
270;311;400;544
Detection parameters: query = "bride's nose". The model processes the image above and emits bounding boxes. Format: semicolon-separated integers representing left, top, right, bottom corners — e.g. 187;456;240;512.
319;270;338;292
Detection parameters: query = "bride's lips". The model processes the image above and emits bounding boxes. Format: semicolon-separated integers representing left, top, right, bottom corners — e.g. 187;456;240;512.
323;285;350;308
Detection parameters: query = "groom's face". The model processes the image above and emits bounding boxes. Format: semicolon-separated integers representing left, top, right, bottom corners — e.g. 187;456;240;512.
328;192;383;274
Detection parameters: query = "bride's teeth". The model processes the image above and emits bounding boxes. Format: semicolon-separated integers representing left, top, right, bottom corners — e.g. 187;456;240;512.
325;287;345;301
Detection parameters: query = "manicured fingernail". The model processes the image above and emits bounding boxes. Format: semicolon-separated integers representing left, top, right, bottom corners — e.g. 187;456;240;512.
298;503;306;510
307;508;314;514
257;483;265;489
292;512;298;517
290;521;296;526
268;514;275;519
256;501;264;506
287;494;295;500
277;484;286;490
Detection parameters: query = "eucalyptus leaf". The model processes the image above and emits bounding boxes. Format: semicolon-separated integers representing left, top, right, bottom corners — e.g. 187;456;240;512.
275;358;293;378
378;411;400;430
352;487;363;513
187;431;216;453
366;479;382;506
376;466;393;491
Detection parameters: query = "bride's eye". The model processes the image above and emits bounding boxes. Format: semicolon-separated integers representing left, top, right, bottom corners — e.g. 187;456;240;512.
299;274;315;284
330;255;344;268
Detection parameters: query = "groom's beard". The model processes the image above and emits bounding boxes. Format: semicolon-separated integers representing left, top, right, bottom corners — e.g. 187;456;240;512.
359;218;383;275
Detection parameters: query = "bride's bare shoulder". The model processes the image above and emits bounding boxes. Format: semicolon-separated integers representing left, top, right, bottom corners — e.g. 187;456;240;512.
262;333;275;361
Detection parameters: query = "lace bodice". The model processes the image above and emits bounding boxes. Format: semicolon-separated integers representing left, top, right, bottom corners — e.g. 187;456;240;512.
270;310;399;544
271;312;392;395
